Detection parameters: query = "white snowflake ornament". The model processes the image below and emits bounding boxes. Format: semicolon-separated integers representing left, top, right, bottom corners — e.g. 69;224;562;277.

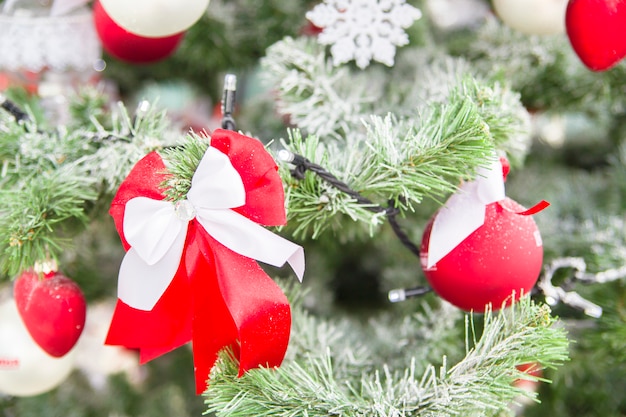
306;0;422;69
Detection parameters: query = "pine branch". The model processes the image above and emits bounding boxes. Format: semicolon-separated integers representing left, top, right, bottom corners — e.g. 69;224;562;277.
0;161;97;275
263;37;532;167
262;37;381;141
0;92;183;277
204;298;568;416
277;87;497;239
160;132;211;202
264;34;533;240
420;302;567;416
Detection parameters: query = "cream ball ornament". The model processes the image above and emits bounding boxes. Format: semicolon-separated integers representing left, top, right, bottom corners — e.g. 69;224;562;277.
492;0;568;35
0;299;76;397
98;0;210;38
94;0;185;64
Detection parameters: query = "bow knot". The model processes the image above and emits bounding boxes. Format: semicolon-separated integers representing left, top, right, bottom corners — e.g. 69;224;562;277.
174;200;196;221
117;146;304;311
106;129;304;395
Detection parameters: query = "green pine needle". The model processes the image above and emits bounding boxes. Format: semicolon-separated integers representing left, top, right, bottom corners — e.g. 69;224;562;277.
0;92;182;278
204;297;569;416
160;132;211;202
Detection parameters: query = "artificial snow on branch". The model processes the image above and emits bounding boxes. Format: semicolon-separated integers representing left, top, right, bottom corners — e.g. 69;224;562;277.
263;36;532;159
263;37;373;141
274;78;529;239
261;31;535;241
204;296;569;416
0;89;180;276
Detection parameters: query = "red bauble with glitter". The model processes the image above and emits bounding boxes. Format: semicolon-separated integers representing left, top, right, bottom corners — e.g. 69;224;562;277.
13;269;86;357
93;0;184;64
420;197;544;312
565;0;626;71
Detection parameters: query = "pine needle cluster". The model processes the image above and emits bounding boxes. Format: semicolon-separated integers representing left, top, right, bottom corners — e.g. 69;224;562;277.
263;36;531;239
204;296;568;417
0;89;180;276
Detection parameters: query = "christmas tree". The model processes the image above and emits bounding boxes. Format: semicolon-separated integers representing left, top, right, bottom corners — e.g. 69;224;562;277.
1;1;625;416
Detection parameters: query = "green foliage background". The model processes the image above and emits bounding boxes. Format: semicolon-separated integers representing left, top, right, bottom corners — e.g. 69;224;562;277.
1;0;625;416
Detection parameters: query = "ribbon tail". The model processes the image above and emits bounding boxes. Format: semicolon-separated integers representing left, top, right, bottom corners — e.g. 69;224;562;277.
189;229;291;394
105;262;194;362
514;200;550;216
186;225;239;395
210;234;291;378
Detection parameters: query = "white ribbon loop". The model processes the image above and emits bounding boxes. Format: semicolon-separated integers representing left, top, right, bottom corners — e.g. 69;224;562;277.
117;146;305;311
123;197;187;265
188;147;246;209
426;157;505;269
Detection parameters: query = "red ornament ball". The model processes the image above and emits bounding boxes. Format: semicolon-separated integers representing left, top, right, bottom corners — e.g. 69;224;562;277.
566;0;626;71
13;269;87;357
420;197;543;312
514;362;543;394
93;0;184;64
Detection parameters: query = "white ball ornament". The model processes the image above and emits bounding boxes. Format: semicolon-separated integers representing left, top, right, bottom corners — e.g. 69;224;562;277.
492;0;568;35
98;0;210;38
0;299;75;397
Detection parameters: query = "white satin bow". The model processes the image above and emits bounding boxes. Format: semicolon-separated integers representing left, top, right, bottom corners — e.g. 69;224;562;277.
118;147;305;311
425;156;505;269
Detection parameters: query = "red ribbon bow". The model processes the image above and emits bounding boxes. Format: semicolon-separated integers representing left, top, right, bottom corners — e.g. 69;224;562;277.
106;129;295;394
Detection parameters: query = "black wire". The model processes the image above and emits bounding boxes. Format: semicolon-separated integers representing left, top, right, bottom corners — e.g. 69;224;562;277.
386;208;421;258
288;153;432;300
1;97;29;122
290;153;423;259
302;159;385;212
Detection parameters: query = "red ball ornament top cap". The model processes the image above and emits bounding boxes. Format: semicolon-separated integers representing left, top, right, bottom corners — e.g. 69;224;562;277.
500;155;510;181
33;259;58;278
425;157;506;269
424;156;549;269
